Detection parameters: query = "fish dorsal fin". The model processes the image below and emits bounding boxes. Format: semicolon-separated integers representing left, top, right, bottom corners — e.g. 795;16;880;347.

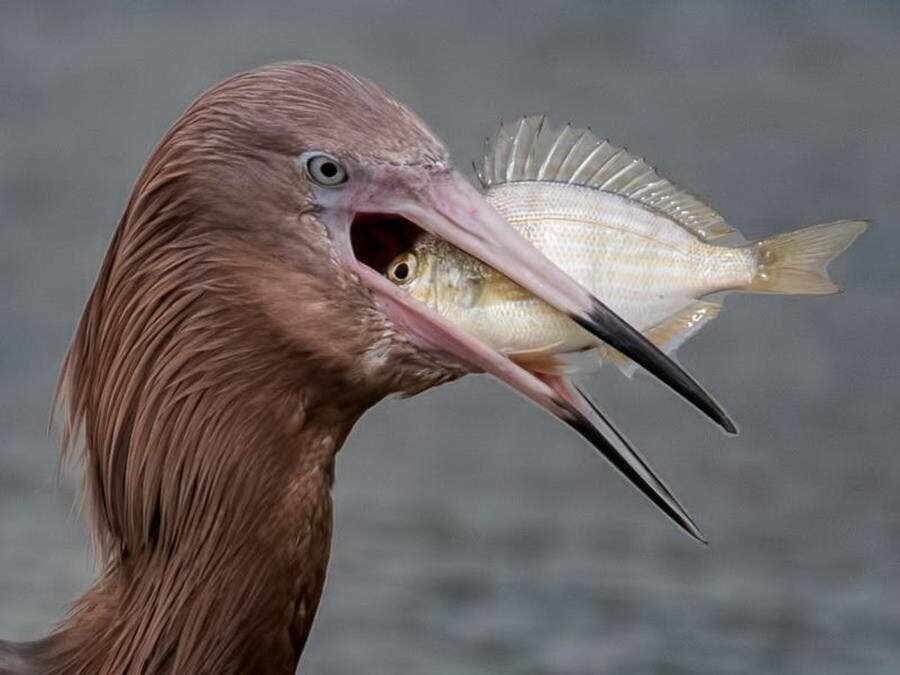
477;115;734;241
596;301;722;378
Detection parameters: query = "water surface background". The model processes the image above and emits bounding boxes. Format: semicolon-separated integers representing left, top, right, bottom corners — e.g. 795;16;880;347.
1;2;898;673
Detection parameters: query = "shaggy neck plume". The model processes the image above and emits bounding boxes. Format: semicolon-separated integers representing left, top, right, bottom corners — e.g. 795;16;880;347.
50;423;342;673
44;277;372;673
21;116;377;671
38;290;367;674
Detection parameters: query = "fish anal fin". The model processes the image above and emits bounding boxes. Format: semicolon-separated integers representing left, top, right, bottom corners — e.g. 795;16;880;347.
596;301;722;378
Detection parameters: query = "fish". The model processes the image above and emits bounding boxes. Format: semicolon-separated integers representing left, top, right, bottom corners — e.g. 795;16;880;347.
385;116;868;375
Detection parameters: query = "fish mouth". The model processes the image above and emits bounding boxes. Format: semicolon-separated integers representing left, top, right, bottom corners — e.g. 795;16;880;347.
337;168;727;540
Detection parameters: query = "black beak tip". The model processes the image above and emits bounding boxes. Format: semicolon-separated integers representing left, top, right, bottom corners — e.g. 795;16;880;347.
574;303;738;435
561;397;708;545
689;523;710;546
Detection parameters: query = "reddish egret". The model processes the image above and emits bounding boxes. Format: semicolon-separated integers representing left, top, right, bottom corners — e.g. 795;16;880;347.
0;62;732;674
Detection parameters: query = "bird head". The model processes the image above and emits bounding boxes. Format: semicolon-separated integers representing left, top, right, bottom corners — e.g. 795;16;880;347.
141;63;728;411
64;63;732;544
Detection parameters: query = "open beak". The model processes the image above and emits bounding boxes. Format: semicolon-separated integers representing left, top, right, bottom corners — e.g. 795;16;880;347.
340;168;729;540
389;170;735;435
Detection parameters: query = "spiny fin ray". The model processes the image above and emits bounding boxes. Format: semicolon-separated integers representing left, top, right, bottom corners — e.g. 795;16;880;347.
478;115;734;241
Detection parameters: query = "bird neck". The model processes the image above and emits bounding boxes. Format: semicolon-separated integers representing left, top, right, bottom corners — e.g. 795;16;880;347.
38;365;365;674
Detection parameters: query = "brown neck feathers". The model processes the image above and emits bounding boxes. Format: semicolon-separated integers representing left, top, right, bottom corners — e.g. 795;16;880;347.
28;209;368;673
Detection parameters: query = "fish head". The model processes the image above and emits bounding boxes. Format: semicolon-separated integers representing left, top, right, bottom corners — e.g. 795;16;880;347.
386;238;492;319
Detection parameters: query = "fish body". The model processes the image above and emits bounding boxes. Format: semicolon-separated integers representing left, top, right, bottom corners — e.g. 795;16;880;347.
388;117;866;373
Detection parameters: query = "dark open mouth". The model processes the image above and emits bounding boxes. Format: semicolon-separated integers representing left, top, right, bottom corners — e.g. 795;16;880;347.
350;213;424;275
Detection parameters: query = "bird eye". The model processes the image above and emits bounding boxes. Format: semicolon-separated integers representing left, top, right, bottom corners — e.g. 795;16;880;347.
387;252;418;285
302;152;347;186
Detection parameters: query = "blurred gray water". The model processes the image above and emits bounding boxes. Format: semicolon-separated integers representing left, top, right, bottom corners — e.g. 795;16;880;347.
1;1;899;673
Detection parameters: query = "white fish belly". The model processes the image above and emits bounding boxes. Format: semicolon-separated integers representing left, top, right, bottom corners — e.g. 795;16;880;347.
482;182;754;353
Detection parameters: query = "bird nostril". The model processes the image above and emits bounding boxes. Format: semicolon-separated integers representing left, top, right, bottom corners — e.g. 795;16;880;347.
350;213;424;275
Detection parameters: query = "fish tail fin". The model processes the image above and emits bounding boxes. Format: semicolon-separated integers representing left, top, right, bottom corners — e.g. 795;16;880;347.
746;220;868;295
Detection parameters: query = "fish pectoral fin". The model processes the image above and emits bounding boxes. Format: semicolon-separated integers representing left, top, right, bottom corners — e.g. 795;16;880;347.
596;301;722;378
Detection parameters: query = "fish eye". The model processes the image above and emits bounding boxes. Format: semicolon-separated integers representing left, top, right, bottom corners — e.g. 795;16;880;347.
301;152;347;186
387;252;418;284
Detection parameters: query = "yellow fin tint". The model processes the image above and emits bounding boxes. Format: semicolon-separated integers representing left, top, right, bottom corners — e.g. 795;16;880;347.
509;348;574;376
597;301;722;378
747;220;868;295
